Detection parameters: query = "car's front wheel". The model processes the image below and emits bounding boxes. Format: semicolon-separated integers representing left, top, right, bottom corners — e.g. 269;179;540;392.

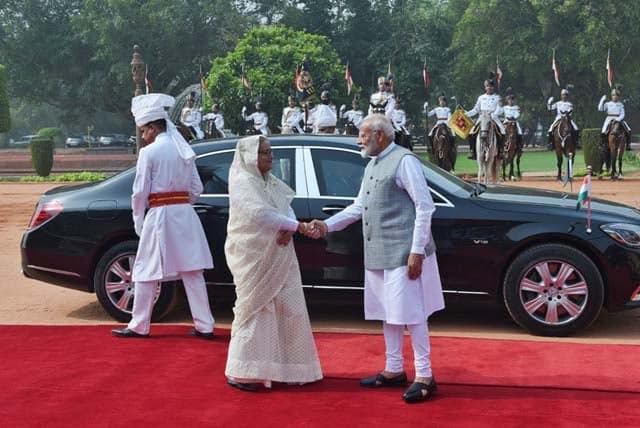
503;244;604;336
94;240;177;322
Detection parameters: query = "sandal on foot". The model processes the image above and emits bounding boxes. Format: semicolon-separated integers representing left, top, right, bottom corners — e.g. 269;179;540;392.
402;378;437;403
227;380;258;392
360;372;407;388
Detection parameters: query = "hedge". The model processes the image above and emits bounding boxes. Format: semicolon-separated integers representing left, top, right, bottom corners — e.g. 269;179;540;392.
37;127;65;148
0;64;10;134
30;137;54;177
581;128;602;174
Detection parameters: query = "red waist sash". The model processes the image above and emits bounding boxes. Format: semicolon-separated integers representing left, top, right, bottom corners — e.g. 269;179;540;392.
148;191;190;208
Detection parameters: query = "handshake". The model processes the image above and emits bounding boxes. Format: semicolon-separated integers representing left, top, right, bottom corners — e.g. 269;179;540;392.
297;219;328;239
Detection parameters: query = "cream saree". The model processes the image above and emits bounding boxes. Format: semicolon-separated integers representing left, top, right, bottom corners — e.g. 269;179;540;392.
224;136;322;385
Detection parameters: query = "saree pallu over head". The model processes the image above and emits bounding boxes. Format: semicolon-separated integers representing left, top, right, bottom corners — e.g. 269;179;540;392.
224;135;299;328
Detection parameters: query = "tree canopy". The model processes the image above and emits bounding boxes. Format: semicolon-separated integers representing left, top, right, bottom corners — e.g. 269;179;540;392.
1;0;639;134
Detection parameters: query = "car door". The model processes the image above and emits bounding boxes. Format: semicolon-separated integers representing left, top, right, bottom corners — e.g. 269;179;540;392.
300;146;368;287
194;146;301;284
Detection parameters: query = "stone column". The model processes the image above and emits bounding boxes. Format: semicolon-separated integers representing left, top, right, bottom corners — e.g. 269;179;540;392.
131;45;145;154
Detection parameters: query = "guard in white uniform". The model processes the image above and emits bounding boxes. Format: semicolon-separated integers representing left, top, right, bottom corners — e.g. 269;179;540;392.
501;90;523;151
313;90;338;134
425;94;455;155
340;97;364;135
202;103;225;138
180;93;204;140
465;76;505;159
242;101;270;135
547;87;580;149
368;76;395;118
112;93;215;339
598;86;631;150
308;115;445;404
280;96;303;134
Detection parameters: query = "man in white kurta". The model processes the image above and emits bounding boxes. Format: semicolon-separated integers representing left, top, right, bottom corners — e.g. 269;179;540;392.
112;93;214;339
309;114;445;403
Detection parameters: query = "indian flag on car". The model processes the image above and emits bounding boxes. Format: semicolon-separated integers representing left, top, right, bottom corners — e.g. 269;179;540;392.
576;174;591;210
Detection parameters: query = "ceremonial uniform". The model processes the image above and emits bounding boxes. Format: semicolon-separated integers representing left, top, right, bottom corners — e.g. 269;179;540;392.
342;107;364;129
391;108;407;133
502;104;523;135
368;90;395;118
202;111;225;138
598;96;630;133
426;106;453;136
466;93;505;134
243;110;270;135
181;106;204;139
281;105;303;134
113;93;215;338
547;99;578;132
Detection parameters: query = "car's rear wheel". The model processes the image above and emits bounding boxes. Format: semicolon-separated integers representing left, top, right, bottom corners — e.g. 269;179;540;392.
94;241;177;322
503;244;604;336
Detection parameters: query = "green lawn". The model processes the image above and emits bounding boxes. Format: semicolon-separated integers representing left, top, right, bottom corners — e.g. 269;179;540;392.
420;149;640;176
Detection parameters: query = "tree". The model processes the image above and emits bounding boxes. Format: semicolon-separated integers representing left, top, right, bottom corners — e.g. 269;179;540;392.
204;26;347;133
0;64;10;134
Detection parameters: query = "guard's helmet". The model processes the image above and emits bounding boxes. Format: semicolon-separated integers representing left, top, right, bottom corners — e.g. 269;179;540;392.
212;103;220;111
438;94;447;103
320;90;330;100
560;88;569;96
187;91;196;101
255;101;263;109
611;87;621;97
377;76;387;86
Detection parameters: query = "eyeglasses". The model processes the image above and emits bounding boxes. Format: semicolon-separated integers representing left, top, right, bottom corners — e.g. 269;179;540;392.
258;149;272;156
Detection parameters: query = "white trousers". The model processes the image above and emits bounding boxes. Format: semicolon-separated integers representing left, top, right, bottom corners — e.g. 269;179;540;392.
128;270;214;335
383;321;432;378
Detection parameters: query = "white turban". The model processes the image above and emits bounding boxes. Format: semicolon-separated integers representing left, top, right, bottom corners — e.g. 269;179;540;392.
130;93;195;161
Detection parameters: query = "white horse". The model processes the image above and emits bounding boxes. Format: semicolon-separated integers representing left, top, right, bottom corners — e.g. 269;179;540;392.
476;111;498;184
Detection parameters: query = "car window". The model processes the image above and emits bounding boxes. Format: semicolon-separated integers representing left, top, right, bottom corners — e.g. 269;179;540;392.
311;148;367;197
196;148;296;195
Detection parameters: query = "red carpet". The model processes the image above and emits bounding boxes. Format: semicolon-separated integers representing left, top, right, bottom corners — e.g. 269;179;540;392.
1;325;639;428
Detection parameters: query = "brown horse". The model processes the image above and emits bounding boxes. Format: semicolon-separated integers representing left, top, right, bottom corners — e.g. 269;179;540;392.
552;111;577;181
502;121;522;181
607;120;627;179
431;124;455;172
203;119;224;139
343;122;359;136
176;123;196;142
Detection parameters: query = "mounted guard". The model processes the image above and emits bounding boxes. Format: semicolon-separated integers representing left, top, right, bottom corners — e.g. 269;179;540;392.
368;75;395;118
598;85;631;151
312;88;338;134
599;85;631;179
426;94;456;172
465;73;505;160
500;89;523;181
340;95;364;135
547;86;579;150
180;91;204;140
202;103;225;139
241;101;270;136
281;95;303;134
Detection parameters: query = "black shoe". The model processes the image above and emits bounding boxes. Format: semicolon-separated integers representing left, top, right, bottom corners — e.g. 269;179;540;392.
191;328;214;340
227;380;258;392
111;328;149;338
360;372;408;388
402;378;437;403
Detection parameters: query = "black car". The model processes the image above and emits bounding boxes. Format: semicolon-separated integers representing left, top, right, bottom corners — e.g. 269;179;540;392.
20;135;640;336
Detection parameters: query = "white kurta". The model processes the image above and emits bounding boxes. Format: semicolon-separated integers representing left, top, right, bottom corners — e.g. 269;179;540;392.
131;133;213;282
325;143;445;325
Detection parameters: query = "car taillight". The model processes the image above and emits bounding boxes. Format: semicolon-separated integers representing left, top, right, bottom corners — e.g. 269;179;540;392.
28;200;63;230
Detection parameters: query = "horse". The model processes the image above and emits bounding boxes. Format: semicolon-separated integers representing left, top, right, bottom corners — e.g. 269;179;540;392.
203;119;224;139
502;121;522;181
343;122;359;136
431;124;456;172
476;111;499;184
176;123;196;143
551;111;577;181
607;120;627;180
394;126;413;151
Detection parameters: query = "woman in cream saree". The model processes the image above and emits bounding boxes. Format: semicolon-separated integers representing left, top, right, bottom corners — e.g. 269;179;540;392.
224;135;323;391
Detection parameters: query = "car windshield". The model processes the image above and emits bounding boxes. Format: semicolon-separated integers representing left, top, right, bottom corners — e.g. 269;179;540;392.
421;160;475;197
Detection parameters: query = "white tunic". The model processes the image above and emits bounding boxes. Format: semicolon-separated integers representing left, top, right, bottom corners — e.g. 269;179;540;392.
342;108;364;129
131;133;213;282
391;109;407;132
180;107;204;139
244;111;269;135
427;106;454;136
202;112;225;133
324;143;445;324
598;97;630;132
368;91;396;118
466;93;505;134
281;106;303;133
501;105;522;134
548;99;578;131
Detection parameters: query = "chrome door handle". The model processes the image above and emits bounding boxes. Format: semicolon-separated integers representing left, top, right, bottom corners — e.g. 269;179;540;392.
322;205;345;213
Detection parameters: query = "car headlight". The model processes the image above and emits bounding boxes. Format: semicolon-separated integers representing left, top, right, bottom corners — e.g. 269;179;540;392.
600;223;640;248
